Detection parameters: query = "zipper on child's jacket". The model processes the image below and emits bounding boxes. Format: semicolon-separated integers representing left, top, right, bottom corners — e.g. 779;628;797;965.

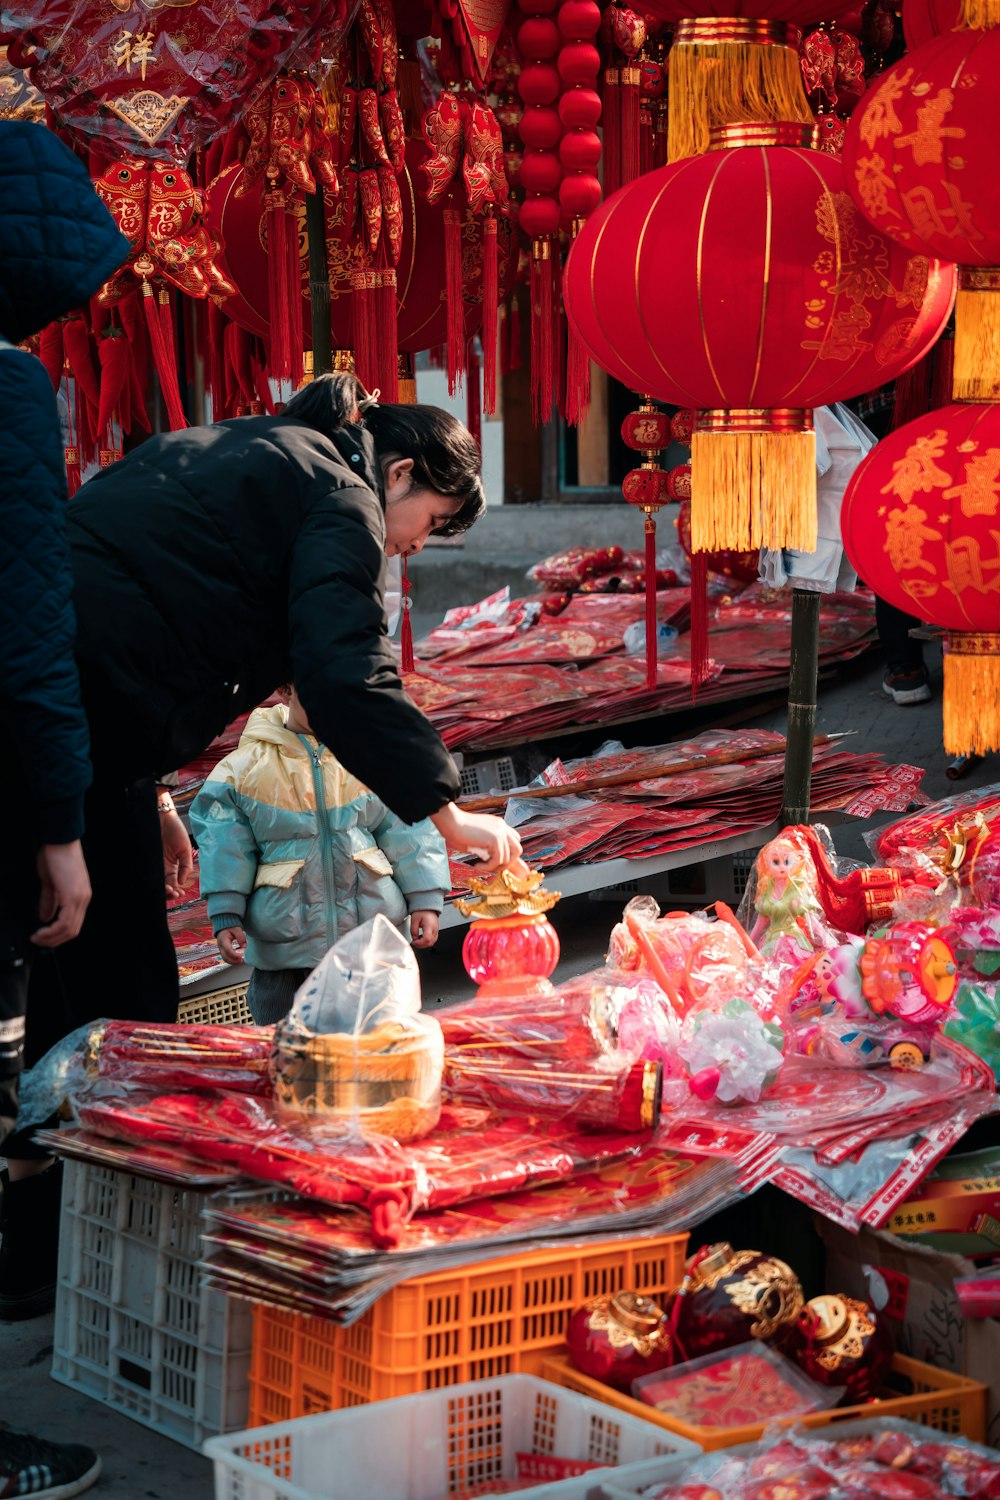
300;735;339;951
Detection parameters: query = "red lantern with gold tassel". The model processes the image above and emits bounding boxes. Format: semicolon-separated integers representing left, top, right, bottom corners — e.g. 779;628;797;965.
518;0;563;424
841;403;1000;754
844;28;1000;404
564;122;956;554
558;0;602;426
904;0;999;41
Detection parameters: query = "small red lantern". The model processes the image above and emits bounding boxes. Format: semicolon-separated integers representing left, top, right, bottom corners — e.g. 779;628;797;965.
456;864;561;1000
564;123;956;554
844;29;1000;402
841;402;1000;753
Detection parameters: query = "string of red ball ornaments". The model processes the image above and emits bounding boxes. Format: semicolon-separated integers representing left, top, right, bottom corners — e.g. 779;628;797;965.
518;0;563;425
558;0;602;426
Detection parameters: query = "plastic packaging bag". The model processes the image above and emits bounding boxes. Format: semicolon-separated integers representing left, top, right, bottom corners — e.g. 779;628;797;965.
270;914;444;1142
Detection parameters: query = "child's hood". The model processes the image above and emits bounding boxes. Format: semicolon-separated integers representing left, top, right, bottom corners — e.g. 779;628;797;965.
237;703;313;755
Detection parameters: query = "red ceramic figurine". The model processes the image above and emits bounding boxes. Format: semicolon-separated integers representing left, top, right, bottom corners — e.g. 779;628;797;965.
672;1243;804;1360
783;1293;894;1403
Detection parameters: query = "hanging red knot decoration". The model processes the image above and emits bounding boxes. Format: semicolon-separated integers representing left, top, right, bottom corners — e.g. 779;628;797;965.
517;0;563;425
237;74;338;387
400;555;415;674
600;4;646;193
93;155;236;431
557;0;602;427
621;400;675;691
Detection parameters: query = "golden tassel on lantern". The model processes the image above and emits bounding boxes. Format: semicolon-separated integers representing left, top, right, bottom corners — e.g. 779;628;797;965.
667;20;814;163
691;409;817;553
944;633;1000;756
953;269;1000;404
958;0;1000;26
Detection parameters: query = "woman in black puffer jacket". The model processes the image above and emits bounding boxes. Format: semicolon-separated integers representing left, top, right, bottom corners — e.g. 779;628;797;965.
45;371;519;1024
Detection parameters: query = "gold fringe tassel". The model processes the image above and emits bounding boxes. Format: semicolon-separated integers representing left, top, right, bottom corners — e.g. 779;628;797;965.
690;426;817;553
958;0;1000;26
667;36;813;163
944;640;1000;755
954;279;1000;403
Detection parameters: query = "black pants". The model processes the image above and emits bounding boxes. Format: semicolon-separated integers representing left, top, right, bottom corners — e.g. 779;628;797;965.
1;766;179;1159
0;774;37;1151
875;595;925;675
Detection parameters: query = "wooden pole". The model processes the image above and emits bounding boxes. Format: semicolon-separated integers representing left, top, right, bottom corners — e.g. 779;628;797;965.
305;191;332;377
780;587;821;827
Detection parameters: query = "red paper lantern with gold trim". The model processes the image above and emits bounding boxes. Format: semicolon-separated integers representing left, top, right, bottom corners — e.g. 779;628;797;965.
841;403;1000;754
843;29;1000;403
903;0;998;41
563;123;956;555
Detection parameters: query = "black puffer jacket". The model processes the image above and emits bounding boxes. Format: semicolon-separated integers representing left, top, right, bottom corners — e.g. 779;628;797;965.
69;411;461;824
0;122;129;845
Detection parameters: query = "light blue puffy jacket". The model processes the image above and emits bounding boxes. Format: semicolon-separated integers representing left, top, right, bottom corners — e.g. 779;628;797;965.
190;705;450;971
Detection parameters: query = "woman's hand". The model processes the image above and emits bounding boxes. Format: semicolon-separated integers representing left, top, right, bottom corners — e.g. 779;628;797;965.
31;841;92;946
161;810;195;901
430;803;522;871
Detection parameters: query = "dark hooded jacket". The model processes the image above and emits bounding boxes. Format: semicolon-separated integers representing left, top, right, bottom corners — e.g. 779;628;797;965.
68;404;462;827
0;122;129;845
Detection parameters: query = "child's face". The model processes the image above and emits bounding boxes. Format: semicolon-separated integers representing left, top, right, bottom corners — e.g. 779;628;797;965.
285;686;313;735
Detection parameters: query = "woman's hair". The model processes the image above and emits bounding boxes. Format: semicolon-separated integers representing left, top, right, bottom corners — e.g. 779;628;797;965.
281;372;486;537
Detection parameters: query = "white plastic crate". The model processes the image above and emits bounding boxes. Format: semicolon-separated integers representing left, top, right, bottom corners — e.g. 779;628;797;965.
459;755;518;798
52;1159;252;1450
204;1373;700;1500
595;1417;1000;1499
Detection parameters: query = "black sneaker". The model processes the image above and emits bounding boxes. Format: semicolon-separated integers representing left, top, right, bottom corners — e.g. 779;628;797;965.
0;1430;100;1499
882;667;932;705
0;1160;63;1321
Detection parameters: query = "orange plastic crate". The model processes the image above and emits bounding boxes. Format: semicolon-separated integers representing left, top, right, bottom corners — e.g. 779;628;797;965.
248;1232;688;1425
541;1352;988;1451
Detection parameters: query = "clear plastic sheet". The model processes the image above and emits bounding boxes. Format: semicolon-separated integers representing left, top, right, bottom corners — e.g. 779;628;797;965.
623;1421;1000;1500
439;971;676;1131
270;914;444;1144
868;784;1000;907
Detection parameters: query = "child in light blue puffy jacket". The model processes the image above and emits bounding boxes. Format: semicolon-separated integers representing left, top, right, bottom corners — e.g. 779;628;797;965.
189;687;450;1025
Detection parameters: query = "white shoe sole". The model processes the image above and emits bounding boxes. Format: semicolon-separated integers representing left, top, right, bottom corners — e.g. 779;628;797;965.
883;681;931;705
23;1456;101;1500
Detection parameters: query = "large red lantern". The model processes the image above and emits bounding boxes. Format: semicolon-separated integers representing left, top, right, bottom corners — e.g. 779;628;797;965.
844;29;1000;403
564;123;956;554
841;403;1000;754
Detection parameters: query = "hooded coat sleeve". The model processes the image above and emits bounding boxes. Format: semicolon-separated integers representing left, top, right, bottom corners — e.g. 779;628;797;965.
0;350;91;845
287;479;461;825
190;769;260;923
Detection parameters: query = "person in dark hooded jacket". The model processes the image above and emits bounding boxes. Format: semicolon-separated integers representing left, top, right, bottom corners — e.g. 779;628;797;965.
0;118;128;1498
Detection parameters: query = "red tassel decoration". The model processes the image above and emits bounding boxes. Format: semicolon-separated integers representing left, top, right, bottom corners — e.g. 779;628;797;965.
565;320;591;427
620;63;641;185
400;555;415;674
689;548;711;693
530;240;556;426
482;213;499;415
375;267;399;400
890;362;930;431
467;340;482;449
39;323;64;391
644;512;658;692
285;208;304;389
930;335;955;411
141;282;187;430
97;332;130;440
266;185;293;382
352;269;379;392
603;66;621;196
444;205;466;394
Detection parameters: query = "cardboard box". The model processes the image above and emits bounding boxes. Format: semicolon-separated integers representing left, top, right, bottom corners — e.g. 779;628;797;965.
818;1215;1000;1447
884;1145;1000;1257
